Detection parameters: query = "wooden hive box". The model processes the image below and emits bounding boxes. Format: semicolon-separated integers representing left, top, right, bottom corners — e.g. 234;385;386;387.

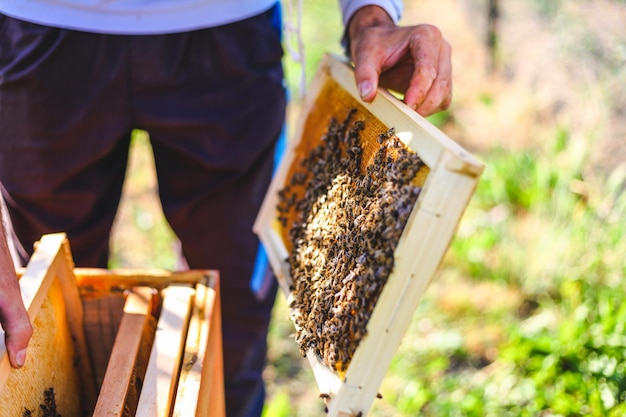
0;233;225;417
254;53;484;416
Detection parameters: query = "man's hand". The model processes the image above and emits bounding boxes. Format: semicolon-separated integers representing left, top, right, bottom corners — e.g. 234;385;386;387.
1;221;32;369
348;6;452;117
0;290;32;368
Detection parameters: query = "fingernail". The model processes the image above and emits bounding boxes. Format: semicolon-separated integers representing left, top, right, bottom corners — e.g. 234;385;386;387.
358;81;373;99
16;349;26;367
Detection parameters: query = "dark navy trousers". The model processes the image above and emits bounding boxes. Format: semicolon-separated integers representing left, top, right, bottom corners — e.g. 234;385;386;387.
0;8;285;417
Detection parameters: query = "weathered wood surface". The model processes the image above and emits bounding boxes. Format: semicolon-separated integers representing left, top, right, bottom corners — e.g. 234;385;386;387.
136;285;194;417
83;293;127;388
92;287;157;417
172;279;225;417
73;268;212;297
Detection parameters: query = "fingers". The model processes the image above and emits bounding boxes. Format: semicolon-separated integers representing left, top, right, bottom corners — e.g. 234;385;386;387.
0;282;33;368
412;37;453;116
404;25;453;116
1;296;33;368
354;59;381;103
0;169;33;368
3;316;32;368
348;6;396;103
0;235;33;368
349;17;453;117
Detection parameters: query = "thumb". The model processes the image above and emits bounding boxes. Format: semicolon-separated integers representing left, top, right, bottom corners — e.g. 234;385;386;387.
2;314;33;368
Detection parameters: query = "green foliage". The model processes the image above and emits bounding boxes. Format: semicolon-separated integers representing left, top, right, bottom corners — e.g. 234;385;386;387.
426;110;453;128
399;122;626;415
261;390;292;417
492;279;626;416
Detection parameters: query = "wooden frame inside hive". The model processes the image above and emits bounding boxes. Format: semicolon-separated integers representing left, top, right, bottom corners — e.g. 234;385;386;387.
0;233;225;417
254;53;484;416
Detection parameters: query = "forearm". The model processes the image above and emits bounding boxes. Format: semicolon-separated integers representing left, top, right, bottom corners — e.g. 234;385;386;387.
0;209;32;368
0;215;16;281
0;212;20;330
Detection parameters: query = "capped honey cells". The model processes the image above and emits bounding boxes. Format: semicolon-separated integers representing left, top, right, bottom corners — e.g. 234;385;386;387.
277;108;426;373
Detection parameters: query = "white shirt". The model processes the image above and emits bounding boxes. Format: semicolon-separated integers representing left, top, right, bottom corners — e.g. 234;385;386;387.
0;0;402;34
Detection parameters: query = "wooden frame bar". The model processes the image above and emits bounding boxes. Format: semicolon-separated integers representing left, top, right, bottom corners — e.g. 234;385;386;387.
92;287;158;417
172;280;225;417
136;285;195;417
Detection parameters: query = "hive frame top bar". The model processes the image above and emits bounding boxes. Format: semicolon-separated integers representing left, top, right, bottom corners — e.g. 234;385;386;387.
254;53;483;417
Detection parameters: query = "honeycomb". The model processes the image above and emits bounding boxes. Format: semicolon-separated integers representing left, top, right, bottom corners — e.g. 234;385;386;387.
277;107;427;373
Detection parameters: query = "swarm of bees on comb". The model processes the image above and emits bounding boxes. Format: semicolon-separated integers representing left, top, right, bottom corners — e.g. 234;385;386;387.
277;108;426;374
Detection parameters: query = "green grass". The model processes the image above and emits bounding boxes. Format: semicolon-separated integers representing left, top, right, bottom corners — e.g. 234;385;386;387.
389;136;626;416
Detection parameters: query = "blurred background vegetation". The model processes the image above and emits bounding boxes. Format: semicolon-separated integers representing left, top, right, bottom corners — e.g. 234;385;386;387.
109;0;626;415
